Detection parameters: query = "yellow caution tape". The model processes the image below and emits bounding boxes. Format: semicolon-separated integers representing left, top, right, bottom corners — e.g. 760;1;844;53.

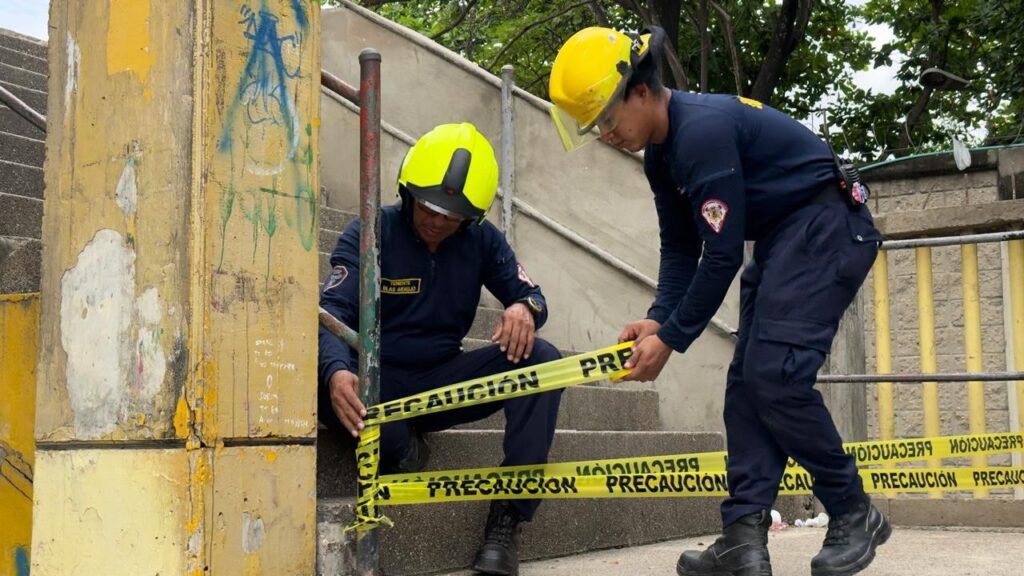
362;342;633;426
374;467;1024;505
380;432;1024;487
345;425;393;533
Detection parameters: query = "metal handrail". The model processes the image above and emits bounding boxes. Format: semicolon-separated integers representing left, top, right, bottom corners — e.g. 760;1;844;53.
881;229;1024;250
820;372;1024;384
0;84;46;132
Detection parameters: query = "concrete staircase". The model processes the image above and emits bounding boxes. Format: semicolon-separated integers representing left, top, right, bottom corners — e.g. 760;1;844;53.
0;29;47;294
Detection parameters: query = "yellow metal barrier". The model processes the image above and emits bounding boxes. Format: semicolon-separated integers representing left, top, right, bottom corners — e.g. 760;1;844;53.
915;247;942;498
1009;241;1024;439
961;244;988;497
0;293;39;575
872;254;895;441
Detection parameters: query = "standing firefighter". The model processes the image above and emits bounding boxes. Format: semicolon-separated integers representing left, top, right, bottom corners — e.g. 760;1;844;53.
548;27;890;576
319;123;561;575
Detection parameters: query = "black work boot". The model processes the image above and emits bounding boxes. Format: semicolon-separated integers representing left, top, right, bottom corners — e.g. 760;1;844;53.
677;510;772;576
811;500;891;576
381;428;430;474
472;501;523;575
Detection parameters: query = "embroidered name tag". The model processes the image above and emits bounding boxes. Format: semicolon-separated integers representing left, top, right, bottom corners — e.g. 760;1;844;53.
382;278;422;295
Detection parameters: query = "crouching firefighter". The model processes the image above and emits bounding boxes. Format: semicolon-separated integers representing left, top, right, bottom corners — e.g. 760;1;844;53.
548;26;890;576
318;123;562;575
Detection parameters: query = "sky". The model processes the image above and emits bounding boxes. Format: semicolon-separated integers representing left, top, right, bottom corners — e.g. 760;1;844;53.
0;0;49;41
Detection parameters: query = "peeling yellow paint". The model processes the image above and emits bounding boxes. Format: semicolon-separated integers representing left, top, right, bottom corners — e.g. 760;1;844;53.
174;395;190;438
106;0;155;97
31;450;190;575
1;294;39;572
264;450;278;463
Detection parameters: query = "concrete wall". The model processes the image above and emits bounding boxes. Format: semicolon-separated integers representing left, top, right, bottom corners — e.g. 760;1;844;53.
319;1;739;433
860;147;1024;451
31;1;321;573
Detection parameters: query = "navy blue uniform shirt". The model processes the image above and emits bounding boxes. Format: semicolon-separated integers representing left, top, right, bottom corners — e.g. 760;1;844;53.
645;91;836;353
318;205;548;390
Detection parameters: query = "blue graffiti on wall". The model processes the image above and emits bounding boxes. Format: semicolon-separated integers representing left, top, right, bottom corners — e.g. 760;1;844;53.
217;0;317;278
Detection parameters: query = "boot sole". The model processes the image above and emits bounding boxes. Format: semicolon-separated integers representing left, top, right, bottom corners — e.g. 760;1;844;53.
676;559;773;576
811;517;892;576
472;559;517;576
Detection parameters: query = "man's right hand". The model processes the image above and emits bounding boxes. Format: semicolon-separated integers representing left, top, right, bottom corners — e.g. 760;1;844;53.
618;319;662;344
329;370;366;437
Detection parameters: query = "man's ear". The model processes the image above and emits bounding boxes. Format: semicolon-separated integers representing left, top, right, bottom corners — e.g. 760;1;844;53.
630;83;649;101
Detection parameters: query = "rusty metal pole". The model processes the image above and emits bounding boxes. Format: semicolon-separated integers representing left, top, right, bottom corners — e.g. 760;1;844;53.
356;47;382;575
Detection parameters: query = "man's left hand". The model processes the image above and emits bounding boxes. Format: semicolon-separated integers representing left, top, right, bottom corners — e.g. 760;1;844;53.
492;303;536;363
622;335;673;382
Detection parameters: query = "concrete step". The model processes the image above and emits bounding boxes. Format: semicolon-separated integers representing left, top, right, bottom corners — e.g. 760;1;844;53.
0;236;41;293
0;158;44;200
0;79;47;115
0;62;47;93
0;30;48;61
0;45;48;77
454;383;660;432
316;429;724;575
1;105;47;139
320;204;357;234
0;130;45;168
0;193;43;239
319;429;712;500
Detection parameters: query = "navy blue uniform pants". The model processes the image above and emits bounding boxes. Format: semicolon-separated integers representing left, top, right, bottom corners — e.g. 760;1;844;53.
720;201;880;527
322;339;563;521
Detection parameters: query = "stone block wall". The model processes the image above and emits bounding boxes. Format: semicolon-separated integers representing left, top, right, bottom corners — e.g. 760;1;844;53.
858;148;1024;461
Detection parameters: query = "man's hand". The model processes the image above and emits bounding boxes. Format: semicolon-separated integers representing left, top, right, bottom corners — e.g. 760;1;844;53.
329;370;366;437
619;319;661;344
491;302;536;363
622;334;673;382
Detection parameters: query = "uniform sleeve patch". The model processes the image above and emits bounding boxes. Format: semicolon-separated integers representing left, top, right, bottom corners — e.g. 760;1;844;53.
700;199;729;234
517;263;535;288
324;265;349;292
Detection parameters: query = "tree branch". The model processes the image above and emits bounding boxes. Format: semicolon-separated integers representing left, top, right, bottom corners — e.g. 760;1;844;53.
486;0;593;72
588;0;610;26
431;0;481;40
709;0;745;94
750;0;812;103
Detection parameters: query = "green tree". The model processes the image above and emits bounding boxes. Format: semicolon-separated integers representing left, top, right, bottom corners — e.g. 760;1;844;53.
326;0;1020;160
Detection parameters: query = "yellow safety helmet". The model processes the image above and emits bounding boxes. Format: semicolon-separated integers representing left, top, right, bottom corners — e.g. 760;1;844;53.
548;26;660;151
398;123;499;224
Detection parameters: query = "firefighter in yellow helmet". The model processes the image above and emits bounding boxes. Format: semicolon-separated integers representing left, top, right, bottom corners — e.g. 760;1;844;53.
550;26;889;576
319;123;562;575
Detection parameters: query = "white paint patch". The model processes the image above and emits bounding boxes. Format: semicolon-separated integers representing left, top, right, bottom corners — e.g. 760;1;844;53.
242;512;266;554
134;288;165;401
60;230;134;439
115;158;138;215
65;33;80;117
60;229;169;439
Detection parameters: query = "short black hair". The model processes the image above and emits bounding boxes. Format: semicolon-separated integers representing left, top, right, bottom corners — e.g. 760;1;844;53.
625;55;664;97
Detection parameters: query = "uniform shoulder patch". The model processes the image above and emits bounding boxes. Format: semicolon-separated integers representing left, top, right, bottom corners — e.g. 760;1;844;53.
324;265;349;292
517;263;535;288
700;199;729;234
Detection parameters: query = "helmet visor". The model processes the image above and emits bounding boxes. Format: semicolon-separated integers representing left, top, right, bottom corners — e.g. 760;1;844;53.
549;74;629;153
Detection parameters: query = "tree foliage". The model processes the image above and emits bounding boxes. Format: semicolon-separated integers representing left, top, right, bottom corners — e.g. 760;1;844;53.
326;0;1021;161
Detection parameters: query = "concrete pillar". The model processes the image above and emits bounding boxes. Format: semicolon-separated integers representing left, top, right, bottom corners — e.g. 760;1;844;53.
32;1;320;574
